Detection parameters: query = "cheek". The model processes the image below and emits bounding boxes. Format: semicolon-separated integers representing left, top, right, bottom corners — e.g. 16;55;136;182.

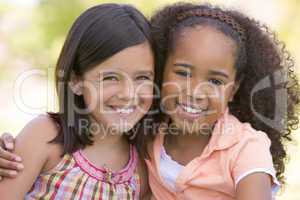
160;86;180;114
82;84;118;109
81;87;98;110
135;82;154;103
136;82;153;97
221;84;236;103
209;86;234;112
162;74;186;97
138;91;153;111
161;85;177;104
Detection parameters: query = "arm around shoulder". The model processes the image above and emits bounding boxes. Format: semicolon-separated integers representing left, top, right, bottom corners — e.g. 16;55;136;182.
0;114;60;200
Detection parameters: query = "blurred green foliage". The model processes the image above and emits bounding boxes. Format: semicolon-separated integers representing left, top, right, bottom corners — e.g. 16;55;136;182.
37;0;85;46
2;0;299;73
1;0;168;70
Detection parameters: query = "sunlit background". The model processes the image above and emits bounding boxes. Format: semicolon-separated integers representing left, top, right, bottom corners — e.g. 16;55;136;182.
0;0;299;199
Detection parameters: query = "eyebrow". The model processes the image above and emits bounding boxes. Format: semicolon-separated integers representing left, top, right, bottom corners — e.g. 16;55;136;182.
173;62;194;69
136;70;154;76
208;70;229;79
100;70;154;77
100;71;118;76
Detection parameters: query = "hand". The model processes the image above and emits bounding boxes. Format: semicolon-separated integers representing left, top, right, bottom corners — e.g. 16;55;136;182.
0;133;24;180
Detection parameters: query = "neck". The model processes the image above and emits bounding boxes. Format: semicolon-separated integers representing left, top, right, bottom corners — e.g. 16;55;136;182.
93;133;126;146
83;132;129;157
166;129;211;150
86;116;129;151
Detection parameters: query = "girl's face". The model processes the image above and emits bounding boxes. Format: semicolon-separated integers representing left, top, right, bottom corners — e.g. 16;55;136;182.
79;42;154;134
161;26;239;134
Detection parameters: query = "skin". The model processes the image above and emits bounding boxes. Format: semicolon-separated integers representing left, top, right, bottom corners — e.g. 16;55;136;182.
0;42;154;199
162;25;239;163
0;26;273;200
80;43;154;136
0;133;23;179
161;25;272;200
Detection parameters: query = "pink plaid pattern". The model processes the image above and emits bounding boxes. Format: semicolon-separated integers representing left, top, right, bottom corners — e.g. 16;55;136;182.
25;145;140;200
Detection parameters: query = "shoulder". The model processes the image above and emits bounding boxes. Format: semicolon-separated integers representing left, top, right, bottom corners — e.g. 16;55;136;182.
227;114;271;148
18;114;59;139
237;122;271;148
226;115;274;172
0;114;62;199
220;114;273;166
228;119;278;200
214;113;271;155
15;114;62;170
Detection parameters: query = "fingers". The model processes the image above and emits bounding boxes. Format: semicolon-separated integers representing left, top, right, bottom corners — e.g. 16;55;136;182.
0;157;24;179
0;158;24;171
0;133;22;181
1;132;15;151
0;168;19;178
0;147;22;162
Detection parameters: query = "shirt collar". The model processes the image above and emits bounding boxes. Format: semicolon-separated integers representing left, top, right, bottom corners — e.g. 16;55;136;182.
205;108;241;154
153;108;243;165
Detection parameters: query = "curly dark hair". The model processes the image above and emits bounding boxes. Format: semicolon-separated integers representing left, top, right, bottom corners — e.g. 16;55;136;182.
150;2;300;185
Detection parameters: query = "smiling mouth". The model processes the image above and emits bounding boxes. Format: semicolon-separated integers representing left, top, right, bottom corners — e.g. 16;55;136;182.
109;106;136;115
175;100;208;120
180;103;203;114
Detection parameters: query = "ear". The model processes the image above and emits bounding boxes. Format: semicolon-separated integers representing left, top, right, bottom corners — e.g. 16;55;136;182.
68;72;83;96
229;81;240;102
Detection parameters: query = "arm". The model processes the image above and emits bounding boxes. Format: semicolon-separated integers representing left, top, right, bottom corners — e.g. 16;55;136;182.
0;133;23;179
232;132;279;200
0;115;59;200
236;172;272;200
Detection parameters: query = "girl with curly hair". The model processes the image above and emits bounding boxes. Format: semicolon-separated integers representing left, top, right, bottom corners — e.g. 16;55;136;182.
142;2;300;200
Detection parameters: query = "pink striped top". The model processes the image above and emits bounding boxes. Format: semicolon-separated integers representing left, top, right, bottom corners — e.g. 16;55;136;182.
25;145;140;200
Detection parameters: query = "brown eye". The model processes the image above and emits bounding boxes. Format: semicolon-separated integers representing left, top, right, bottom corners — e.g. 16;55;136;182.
174;70;191;77
208;78;224;85
103;76;119;81
136;75;151;81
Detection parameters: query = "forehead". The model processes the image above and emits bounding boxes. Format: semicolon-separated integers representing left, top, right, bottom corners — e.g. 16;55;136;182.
170;25;237;73
85;42;154;76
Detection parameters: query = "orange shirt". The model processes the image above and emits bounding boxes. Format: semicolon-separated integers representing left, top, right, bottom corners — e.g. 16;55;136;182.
145;110;280;200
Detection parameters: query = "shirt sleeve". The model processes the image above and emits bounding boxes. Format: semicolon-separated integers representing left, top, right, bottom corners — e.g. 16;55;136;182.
231;131;280;197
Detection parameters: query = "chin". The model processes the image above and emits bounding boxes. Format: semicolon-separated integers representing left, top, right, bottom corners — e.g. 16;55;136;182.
109;117;140;131
171;113;216;134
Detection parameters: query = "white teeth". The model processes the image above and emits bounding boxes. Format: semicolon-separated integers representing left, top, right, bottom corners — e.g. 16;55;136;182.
181;105;202;114
115;108;134;114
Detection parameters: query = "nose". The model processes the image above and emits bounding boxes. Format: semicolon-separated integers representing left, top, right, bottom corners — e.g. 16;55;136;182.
117;79;137;102
184;79;218;103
